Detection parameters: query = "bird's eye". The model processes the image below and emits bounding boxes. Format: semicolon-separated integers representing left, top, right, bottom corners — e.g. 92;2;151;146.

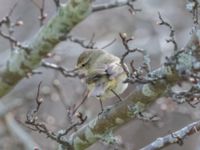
82;64;85;67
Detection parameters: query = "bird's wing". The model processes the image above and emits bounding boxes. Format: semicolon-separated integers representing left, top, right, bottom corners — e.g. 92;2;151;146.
86;65;108;97
87;62;125;82
105;62;125;79
88;81;107;97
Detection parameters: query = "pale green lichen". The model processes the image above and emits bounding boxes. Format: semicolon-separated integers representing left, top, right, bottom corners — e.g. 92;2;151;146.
127;102;145;117
100;131;120;145
85;127;96;142
0;0;92;98
196;29;200;38
115;117;124;124
0;80;11;96
177;52;193;70
142;84;157;97
8;50;26;75
88;117;98;129
73;136;88;150
191;45;197;51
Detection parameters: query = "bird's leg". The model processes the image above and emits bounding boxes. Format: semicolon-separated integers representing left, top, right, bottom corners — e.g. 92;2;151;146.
98;97;104;116
111;89;123;102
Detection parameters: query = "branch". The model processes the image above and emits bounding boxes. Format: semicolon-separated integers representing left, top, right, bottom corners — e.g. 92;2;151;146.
92;0;138;12
0;0;141;99
31;0;47;26
140;120;200;150
6;113;41;150
67;34;97;49
157;12;178;52
0;0;92;98
25;82;87;150
41;60;84;78
66;27;200;150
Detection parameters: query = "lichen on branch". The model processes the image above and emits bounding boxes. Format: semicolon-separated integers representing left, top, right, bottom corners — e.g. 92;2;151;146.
0;0;92;97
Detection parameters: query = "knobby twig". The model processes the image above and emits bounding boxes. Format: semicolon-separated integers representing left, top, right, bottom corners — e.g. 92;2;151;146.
41;60;84;78
92;0;140;13
67;35;116;50
119;32;152;84
186;0;199;24
140;119;200;150
67;34;97;49
157;12;178;52
25;82;87;148
57;112;87;140
0;2;30;52
31;0;47;26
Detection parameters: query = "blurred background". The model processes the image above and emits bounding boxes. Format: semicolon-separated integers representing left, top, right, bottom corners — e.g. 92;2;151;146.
0;0;199;149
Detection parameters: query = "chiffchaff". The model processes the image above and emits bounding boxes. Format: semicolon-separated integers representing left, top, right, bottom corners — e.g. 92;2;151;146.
76;49;128;102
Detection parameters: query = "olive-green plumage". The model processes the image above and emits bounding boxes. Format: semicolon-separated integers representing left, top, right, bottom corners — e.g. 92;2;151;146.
76;49;128;100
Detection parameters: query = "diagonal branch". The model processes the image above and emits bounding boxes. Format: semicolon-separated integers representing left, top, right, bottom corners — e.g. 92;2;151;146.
140;119;200;150
66;28;200;150
0;0;92;98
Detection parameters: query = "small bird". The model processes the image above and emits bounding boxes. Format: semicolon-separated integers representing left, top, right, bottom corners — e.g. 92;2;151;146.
76;49;128;113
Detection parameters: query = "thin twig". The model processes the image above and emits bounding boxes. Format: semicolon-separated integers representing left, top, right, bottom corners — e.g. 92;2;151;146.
186;0;199;24
41;60;84;78
101;38;116;49
0;31;30;53
31;0;47;26
157;12;178;52
57;112;87;140
67;35;97;49
0;1;28;52
92;0;139;12
72;90;89;115
25;82;87;148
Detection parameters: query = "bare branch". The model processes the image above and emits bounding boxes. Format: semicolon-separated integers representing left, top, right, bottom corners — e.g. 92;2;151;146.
140;120;200;150
41;60;84;78
57;112;87;140
92;0;139;12
25;82;72;148
101;38;116;49
186;0;199;24
72;90;89;116
0;2;28;52
31;0;47;26
67;34;97;49
25;82;87;149
119;32;152;84
0;30;31;53
157;12;178;52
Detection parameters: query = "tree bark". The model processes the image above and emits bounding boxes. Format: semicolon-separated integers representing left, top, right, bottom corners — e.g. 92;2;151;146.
0;0;92;98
